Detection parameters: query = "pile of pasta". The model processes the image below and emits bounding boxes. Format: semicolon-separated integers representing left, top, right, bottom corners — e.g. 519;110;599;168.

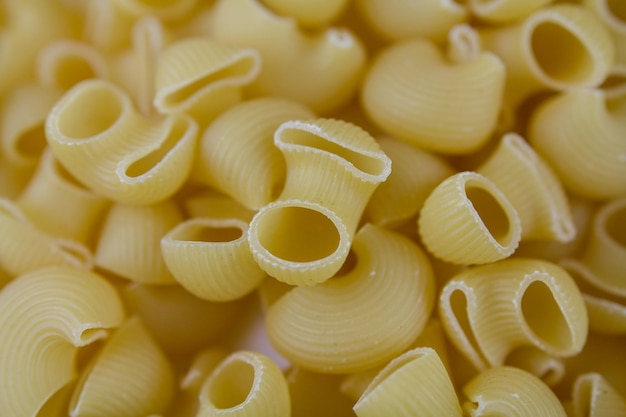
0;0;625;416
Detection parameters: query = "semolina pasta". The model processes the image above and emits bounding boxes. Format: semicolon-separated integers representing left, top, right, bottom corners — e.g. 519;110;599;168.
469;0;553;24
570;372;626;417
262;0;350;28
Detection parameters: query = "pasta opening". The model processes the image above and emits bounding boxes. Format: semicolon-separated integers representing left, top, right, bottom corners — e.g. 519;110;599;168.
53;56;97;90
125;117;189;177
162;55;257;107
450;289;486;368
57;85;123;139
521;281;572;350
256;206;340;263
465;183;511;247
280;129;387;177
367;351;426;392
16;125;46;158
607;0;626;23
529;22;592;85
605;205;626;247
208;359;255;409
178;224;243;243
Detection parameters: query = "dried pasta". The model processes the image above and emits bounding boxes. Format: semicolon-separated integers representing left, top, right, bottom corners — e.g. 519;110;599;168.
262;0;350;28
570;373;626;417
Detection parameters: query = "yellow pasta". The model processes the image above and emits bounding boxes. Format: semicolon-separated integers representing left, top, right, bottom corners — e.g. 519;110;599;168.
161;217;266;302
570;373;626;417
266;224;435;373
505;346;565;387
197;351;290;417
0;266;125;417
353;347;463;417
181;189;256;222
197;98;315;210
469;0;553;24
46;79;199;205
462;366;567;417
362;25;505;154
95;200;182;285
114;0;197;21
418;171;522;265
69;317;174;417
263;0;349;28
211;0;366;113
476;132;576;242
356;0;468;42
439;258;588;371
582;0;626;67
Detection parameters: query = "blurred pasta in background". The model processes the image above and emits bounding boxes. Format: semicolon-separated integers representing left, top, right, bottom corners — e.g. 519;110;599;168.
0;0;625;416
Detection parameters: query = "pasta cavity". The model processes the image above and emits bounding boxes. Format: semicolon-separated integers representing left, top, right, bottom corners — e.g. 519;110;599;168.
465;183;512;247
207;359;255;409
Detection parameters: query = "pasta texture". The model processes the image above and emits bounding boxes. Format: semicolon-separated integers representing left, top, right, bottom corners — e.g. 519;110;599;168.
0;267;125;417
353;347;462;417
161;217;266;302
266;224;435;373
418;171;522;265
469;0;553;23
476;133;576;242
529;89;626;200
197;98;315;210
570;373;626;417
182;189;256;222
439;258;588;371
46;79;198;205
361;28;505;154
262;0;350;27
197;351;290;417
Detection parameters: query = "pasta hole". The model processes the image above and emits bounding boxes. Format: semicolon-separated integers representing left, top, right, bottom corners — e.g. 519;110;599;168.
179;224;243;243
54;56;97;90
574;378;593;417
208;360;254;409
256;206;340;263
16;125;46;158
530;22;593;85
605;205;626;247
366;351;426;392
465;184;511;246
521;281;572;350
126;117;188;178
280;129;387;177
57;85;123;139
450;289;487;366
607;0;626;23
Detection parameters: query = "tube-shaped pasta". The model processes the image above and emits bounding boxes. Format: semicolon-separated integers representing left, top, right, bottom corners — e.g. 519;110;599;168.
263;0;349;27
571;373;626;417
480;4;614;100
361;27;505;154
211;0;366;113
582;0;626;67
266;224;435;373
197;351;290;417
46;79;198;205
69;317;174;417
365;136;454;228
418;171;522;265
95;200;182;285
439;258;588;371
16;150;109;244
0;267;125;417
0;198;93;277
353;348;462;417
197;98;315;210
37;40;108;90
477;133;575;242
462;367;567;417
1;83;60;168
154;37;261;122
469;0;553;24
529;89;626;200
356;0;468;42
161;217;266;302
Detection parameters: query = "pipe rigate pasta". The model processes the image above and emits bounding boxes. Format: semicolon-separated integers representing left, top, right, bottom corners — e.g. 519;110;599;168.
37;40;108;90
570;373;626;417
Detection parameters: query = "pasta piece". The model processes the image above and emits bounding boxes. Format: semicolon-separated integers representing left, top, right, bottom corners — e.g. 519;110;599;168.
266;224;435;373
601;64;626;99
114;0;197;21
181;189;256;222
571;373;626;417
505;346;565;387
84;0;135;50
529;89;626;199
469;0;553;24
69;317;174;417
365;136;454;228
418;171;522;265
1;83;61;168
286;367;355;417
262;0;350;27
477;132;576;242
46;79;199;205
0;198;93;277
16;150;109;244
462;366;567;417
181;348;230;392
154;37;261;123
197;351;290;417
37;39;108;90
356;0;468;42
361;26;505;154
95;200;182;285
120;283;249;355
582;0;626;67
353;347;462;417
211;0;366;113
0;267;125;417
161;217;266;302
439;258;588;371
197;98;315;210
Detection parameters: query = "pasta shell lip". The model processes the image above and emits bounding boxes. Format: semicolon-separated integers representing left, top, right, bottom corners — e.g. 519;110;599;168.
274;119;392;183
162;217;248;248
